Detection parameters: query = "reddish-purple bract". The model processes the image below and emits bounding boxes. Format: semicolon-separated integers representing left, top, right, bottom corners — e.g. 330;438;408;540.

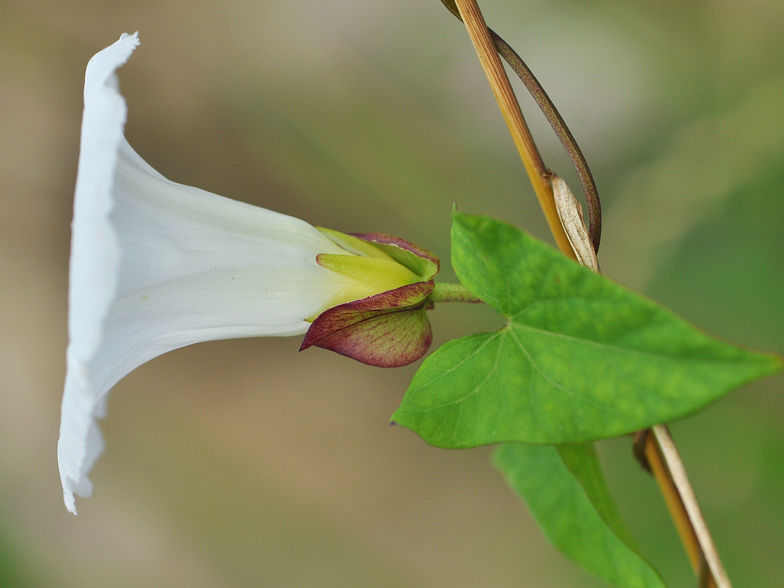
301;281;435;367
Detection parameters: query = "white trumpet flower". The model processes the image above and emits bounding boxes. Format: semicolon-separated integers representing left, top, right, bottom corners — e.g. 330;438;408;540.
59;33;423;514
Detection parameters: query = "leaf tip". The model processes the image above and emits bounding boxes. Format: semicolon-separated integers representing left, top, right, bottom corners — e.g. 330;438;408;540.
762;351;784;374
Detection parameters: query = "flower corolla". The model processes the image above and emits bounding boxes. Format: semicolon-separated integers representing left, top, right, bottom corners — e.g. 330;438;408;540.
59;33;437;514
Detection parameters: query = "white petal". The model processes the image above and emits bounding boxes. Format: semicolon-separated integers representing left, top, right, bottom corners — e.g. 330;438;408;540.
59;34;358;514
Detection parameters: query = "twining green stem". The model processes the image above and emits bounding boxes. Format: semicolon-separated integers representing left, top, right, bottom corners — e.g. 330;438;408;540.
429;282;483;304
439;0;602;253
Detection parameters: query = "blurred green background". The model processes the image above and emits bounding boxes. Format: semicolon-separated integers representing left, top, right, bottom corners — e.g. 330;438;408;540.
1;0;782;586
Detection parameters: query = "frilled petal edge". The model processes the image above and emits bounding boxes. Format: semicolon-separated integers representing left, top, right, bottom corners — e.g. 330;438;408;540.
60;33;140;514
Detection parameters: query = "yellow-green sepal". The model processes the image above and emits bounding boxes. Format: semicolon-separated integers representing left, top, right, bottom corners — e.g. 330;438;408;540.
317;228;440;281
316;228;394;260
316;254;422;307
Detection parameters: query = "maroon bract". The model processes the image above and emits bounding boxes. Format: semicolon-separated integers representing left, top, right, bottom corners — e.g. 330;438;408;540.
301;281;435;367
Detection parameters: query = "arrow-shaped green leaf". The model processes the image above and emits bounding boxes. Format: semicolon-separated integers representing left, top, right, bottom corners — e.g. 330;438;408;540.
392;212;781;446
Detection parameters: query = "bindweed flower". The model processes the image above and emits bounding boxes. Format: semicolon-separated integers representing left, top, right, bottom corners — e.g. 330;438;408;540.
59;33;438;514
